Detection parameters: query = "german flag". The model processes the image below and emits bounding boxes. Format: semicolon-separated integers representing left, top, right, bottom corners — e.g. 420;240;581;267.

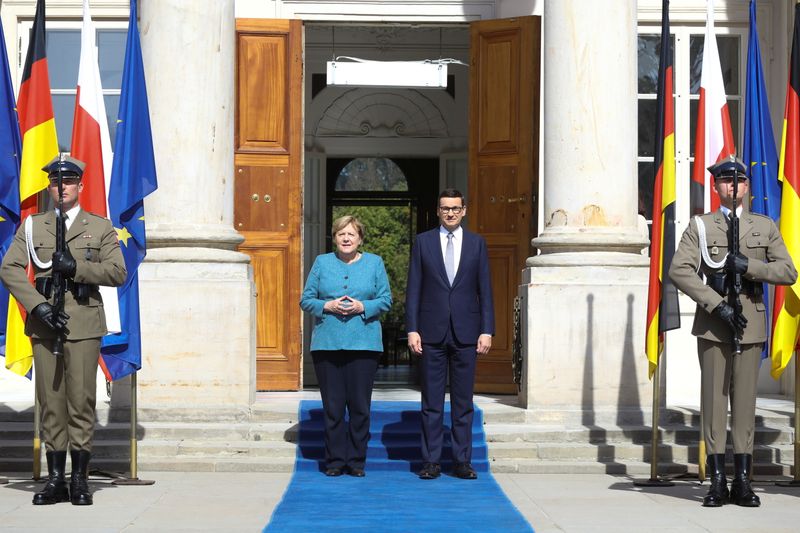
4;0;58;377
771;4;800;380
646;0;680;379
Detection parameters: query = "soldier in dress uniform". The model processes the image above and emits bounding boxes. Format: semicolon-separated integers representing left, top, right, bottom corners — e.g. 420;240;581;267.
669;155;796;507
0;154;127;506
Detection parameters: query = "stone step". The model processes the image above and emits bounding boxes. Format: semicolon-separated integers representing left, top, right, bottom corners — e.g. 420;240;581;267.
2;420;792;448
487;441;795;464
483;424;795;446
489;458;794;477
525;406;794;428
138;440;298;458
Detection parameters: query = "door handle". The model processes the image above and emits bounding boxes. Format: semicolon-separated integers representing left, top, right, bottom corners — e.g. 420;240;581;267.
507;195;527;204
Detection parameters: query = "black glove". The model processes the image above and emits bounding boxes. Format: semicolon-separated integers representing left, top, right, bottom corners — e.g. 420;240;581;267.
30;302;70;335
726;252;749;275
51;249;77;278
712;301;747;338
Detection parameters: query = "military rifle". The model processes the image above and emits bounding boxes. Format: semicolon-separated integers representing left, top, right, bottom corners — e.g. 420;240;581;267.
728;169;744;355
51;163;66;357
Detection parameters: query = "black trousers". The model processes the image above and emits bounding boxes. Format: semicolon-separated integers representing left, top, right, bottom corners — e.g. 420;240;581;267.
312;350;380;470
420;325;477;465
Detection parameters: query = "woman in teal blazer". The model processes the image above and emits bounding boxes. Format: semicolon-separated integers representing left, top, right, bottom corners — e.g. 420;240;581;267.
300;215;391;477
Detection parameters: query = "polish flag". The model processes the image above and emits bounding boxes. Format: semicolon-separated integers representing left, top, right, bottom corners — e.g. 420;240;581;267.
691;0;736;214
70;0;121;334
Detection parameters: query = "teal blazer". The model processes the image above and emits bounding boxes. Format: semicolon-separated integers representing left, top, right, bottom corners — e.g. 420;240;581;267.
300;252;392;352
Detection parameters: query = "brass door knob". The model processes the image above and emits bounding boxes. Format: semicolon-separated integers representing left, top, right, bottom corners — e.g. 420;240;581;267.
251;194;259;202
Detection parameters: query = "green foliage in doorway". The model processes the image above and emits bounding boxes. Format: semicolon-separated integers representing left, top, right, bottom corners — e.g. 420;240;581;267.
332;204;413;327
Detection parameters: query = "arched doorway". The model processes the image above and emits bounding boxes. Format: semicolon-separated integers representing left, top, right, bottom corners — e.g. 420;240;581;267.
327;157;439;385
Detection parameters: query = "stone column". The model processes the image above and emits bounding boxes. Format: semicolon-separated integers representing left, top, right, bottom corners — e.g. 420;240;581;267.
133;0;255;408
520;0;651;418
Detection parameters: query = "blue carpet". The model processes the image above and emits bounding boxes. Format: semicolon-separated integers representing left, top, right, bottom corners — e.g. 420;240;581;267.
264;400;533;532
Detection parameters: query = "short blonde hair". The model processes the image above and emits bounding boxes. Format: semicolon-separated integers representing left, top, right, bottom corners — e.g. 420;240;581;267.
331;215;365;241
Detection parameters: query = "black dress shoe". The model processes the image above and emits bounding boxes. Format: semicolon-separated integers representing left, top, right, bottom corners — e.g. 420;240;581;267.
348;467;365;477
454;462;478;480
418;462;441;480
324;467;343;477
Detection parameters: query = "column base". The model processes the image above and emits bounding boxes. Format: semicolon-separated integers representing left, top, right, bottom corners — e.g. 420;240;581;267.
136;251;255;408
147;224;245;251
518;258;652;415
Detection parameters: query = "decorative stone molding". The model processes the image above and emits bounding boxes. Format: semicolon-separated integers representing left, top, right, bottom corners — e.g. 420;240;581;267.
314;89;449;138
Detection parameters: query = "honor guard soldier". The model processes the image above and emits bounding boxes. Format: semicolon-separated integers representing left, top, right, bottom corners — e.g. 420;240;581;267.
0;154;127;506
669;155;796;507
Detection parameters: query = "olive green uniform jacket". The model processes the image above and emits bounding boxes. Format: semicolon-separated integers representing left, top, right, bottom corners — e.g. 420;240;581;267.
668;210;796;344
0;210;127;337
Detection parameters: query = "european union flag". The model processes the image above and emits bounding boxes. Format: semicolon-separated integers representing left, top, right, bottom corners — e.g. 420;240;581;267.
100;0;157;381
744;0;780;221
743;0;779;359
0;17;22;355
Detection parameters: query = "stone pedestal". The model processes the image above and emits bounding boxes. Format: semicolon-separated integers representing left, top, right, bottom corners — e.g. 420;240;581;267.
131;0;255;408
520;0;651;416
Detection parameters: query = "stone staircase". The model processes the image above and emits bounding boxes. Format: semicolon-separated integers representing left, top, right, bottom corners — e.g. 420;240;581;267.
0;396;794;477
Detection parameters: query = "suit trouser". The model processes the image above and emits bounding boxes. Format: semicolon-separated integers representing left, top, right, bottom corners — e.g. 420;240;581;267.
420;324;477;465
33;338;100;452
697;338;761;455
312;350;380;470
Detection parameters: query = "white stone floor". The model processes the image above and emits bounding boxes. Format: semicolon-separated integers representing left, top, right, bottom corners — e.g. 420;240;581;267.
1;470;799;532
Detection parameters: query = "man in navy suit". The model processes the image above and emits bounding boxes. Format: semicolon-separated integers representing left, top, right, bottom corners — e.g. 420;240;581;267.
406;189;494;480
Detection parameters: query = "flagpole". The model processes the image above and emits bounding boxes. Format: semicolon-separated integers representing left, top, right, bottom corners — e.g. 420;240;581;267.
111;372;154;486
635;339;674;487
777;357;800;486
33;388;41;480
698;421;706;481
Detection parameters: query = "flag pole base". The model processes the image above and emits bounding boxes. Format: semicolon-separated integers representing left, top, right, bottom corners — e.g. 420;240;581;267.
112;477;155;486
633;477;675;487
775;479;800;487
90;469;155;486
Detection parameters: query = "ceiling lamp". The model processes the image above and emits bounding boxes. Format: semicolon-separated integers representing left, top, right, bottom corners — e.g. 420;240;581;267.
326;56;466;88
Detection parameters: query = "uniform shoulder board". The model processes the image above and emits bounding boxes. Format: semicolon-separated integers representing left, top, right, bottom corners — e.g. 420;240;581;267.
748;212;771;221
83;211;111;222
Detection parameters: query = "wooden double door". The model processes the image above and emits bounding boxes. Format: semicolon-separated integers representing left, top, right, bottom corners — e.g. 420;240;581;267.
234;17;540;393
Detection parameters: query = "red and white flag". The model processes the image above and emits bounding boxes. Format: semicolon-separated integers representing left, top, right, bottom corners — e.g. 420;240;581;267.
70;0;120;333
691;0;736;214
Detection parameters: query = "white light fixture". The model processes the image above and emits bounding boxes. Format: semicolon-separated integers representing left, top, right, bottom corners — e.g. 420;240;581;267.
326;56;466;89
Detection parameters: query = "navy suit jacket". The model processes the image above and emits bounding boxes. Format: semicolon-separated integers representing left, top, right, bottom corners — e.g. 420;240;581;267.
405;227;494;345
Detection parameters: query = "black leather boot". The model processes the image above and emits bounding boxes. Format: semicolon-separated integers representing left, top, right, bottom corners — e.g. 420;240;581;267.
702;454;729;507
730;453;760;507
32;451;70;505
69;450;93;506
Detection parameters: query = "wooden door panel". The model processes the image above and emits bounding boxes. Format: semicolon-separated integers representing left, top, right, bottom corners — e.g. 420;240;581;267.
486;246;515;353
236;19;303;391
237;29;291;152
248;246;287;352
477;32;520;153
470;16;540;393
475;165;520;233
234;165;290;232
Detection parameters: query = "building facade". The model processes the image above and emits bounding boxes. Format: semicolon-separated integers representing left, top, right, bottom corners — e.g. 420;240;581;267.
0;0;796;416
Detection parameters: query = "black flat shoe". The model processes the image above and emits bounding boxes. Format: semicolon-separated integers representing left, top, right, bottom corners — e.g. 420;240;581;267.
324;467;343;477
418;462;441;480
454;462;478;480
348;467;365;477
